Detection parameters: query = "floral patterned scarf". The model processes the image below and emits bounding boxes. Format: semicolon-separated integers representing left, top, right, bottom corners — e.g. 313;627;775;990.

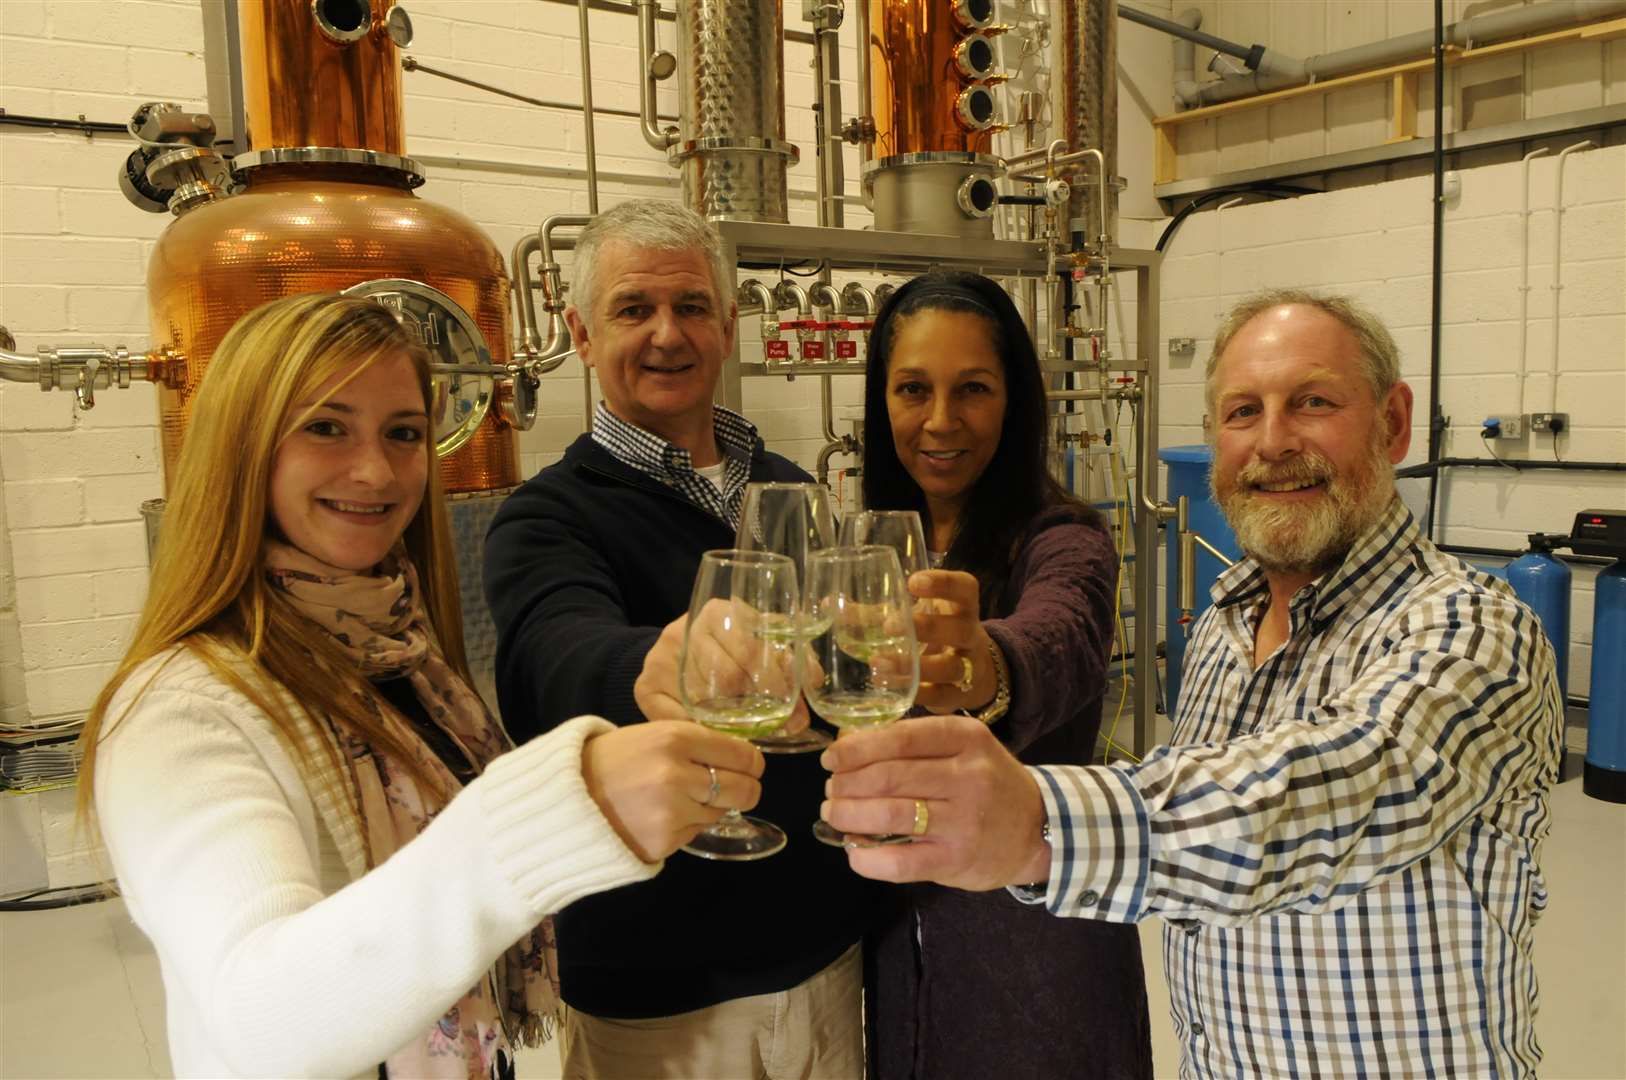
264;540;557;1080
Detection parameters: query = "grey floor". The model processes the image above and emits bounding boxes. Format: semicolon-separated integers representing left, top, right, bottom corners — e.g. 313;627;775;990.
2;772;1621;1079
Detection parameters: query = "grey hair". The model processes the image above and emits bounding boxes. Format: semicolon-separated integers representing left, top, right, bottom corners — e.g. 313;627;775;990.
1206;288;1401;410
569;200;730;326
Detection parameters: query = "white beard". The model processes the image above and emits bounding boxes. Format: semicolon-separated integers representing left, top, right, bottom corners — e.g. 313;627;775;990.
1212;427;1395;576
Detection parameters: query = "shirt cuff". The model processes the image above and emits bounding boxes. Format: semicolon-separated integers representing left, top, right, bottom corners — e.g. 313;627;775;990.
1024;764;1151;922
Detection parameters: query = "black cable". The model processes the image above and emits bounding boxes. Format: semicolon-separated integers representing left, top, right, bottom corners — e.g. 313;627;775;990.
1479;429;1517;471
0;110;129;136
0;882;119;911
998;194;1047;206
1397;457;1626;477
1155;183;1317;253
1423;0;1447;541
738;259;825;277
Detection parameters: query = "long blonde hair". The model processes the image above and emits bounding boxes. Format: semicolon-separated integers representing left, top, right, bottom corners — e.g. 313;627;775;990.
78;292;469;815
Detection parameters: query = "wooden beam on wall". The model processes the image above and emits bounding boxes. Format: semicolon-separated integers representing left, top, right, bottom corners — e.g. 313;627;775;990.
1151;15;1624;131
1154;123;1178;185
1388;72;1419;143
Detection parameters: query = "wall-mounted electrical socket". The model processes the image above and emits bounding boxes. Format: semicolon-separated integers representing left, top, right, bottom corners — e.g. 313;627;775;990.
1530;412;1569;435
1168;337;1195;357
1483;415;1524;439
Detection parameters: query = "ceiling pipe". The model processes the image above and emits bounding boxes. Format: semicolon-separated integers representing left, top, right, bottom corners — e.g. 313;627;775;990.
1118;4;1304;80
1173;0;1626;110
1171;9;1204;110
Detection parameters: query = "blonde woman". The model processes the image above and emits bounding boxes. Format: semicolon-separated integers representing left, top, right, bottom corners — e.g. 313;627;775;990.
80;293;764;1079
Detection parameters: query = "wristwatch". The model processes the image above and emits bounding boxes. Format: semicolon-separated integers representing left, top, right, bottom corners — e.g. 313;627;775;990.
972;634;1011;726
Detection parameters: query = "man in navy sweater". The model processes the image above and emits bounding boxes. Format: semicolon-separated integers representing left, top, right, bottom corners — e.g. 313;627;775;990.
483;200;871;1078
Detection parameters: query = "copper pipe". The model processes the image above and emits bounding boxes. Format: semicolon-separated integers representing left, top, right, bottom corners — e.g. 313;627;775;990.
238;0;403;153
855;0;873;161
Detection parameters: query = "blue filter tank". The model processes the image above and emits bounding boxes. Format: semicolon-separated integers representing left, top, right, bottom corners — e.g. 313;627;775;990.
1159;446;1242;720
1584;559;1626;803
1505;537;1571;702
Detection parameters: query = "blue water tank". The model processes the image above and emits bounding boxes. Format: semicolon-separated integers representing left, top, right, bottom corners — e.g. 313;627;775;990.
1506;542;1572;703
1159;446;1242;720
1584;559;1626;803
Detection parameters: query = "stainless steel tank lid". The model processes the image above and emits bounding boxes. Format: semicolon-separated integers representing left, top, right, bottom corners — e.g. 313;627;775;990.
230;147;427;188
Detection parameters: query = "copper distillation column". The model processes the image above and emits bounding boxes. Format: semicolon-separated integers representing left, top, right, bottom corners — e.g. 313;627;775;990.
863;0;1005;237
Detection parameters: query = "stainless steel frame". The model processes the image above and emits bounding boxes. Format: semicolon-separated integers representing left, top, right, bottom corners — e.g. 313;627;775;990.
713;218;1164;757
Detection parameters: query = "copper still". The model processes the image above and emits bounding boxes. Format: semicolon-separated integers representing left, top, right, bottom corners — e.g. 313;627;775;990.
144;0;518;495
1060;0;1119;231
863;0;1004;237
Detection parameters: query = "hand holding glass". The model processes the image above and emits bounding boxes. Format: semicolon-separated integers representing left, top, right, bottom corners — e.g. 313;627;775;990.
804;545;920;847
679;550;800;860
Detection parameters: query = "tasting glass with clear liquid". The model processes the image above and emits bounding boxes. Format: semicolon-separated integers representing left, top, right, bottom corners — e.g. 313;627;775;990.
733;482;840;752
837;510;931;576
678;549;800;860
802;544;920;847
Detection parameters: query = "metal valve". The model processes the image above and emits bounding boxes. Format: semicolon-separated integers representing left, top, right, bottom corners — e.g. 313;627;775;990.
0;336;187;410
1045;178;1072;207
763;317;790;361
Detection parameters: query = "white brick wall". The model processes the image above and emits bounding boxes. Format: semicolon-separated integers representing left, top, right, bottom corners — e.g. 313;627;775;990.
1152;144;1626;699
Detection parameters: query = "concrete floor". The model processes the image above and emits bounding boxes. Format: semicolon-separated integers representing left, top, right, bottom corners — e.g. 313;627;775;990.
2;772;1621;1079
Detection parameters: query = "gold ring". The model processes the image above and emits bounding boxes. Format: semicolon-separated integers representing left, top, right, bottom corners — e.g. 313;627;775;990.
911;798;930;837
954;654;974;693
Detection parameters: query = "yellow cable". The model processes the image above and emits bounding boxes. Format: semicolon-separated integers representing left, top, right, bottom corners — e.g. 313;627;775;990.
1101;463;1139;764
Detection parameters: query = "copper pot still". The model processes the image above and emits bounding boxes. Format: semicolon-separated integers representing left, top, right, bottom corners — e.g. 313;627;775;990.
146;0;518;495
863;0;1003;237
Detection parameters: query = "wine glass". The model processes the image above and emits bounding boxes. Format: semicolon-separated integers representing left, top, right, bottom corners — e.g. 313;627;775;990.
734;482;840;753
803;545;921;848
838;509;931;576
679;549;801;860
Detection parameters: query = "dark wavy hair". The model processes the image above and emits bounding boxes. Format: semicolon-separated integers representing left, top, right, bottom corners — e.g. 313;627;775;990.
861;270;1101;615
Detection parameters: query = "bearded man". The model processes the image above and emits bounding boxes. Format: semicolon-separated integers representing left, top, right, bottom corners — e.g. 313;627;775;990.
818;289;1565;1078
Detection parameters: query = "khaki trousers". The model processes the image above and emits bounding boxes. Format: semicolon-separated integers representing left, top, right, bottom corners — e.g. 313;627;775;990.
557;944;863;1080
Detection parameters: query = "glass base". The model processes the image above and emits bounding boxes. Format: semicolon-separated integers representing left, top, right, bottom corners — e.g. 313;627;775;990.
752;726;834;755
682;814;787;860
811;818;914;849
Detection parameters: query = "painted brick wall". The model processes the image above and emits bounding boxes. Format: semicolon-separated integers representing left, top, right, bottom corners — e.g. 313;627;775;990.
1154;143;1626;699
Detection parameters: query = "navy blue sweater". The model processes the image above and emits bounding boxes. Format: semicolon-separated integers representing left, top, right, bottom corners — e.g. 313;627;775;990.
483;432;875;1018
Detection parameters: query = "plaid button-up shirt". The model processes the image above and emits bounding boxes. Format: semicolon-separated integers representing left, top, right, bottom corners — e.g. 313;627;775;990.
1028;498;1563;1078
590;401;758;531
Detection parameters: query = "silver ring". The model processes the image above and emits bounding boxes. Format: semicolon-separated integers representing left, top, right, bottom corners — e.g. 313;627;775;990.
702;765;721;807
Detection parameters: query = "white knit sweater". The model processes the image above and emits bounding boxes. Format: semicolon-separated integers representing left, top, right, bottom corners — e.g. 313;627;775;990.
93;648;659;1079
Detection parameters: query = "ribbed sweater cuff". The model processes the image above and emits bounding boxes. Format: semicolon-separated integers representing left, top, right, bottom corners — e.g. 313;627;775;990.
478;716;660;915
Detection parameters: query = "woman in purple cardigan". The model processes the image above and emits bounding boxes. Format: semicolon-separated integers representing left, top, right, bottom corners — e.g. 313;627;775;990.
860;270;1152;1079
